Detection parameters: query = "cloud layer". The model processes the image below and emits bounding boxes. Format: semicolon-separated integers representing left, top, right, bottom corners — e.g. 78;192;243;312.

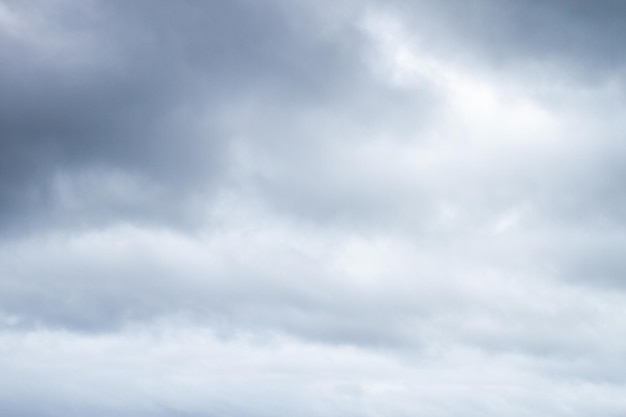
2;0;626;415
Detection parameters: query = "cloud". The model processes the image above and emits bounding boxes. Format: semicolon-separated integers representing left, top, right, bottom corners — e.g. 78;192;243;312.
2;325;626;417
381;0;626;81
0;0;368;233
3;0;626;415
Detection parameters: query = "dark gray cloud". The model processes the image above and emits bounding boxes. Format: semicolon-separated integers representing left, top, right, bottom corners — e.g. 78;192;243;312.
0;0;367;233
385;0;626;81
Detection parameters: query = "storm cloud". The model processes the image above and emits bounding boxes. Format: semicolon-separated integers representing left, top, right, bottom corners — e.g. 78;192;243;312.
2;0;626;416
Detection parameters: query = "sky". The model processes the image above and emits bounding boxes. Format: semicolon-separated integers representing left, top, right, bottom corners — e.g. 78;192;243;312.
2;0;626;415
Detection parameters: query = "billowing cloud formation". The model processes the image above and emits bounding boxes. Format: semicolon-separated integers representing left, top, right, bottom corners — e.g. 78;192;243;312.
2;0;626;415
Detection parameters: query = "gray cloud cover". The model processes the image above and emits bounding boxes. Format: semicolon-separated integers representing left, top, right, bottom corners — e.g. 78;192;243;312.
2;0;626;416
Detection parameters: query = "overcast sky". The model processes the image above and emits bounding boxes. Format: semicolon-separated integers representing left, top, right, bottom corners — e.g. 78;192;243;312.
2;0;626;415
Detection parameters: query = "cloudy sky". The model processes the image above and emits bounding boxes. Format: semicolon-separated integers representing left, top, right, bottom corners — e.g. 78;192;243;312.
2;0;626;415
